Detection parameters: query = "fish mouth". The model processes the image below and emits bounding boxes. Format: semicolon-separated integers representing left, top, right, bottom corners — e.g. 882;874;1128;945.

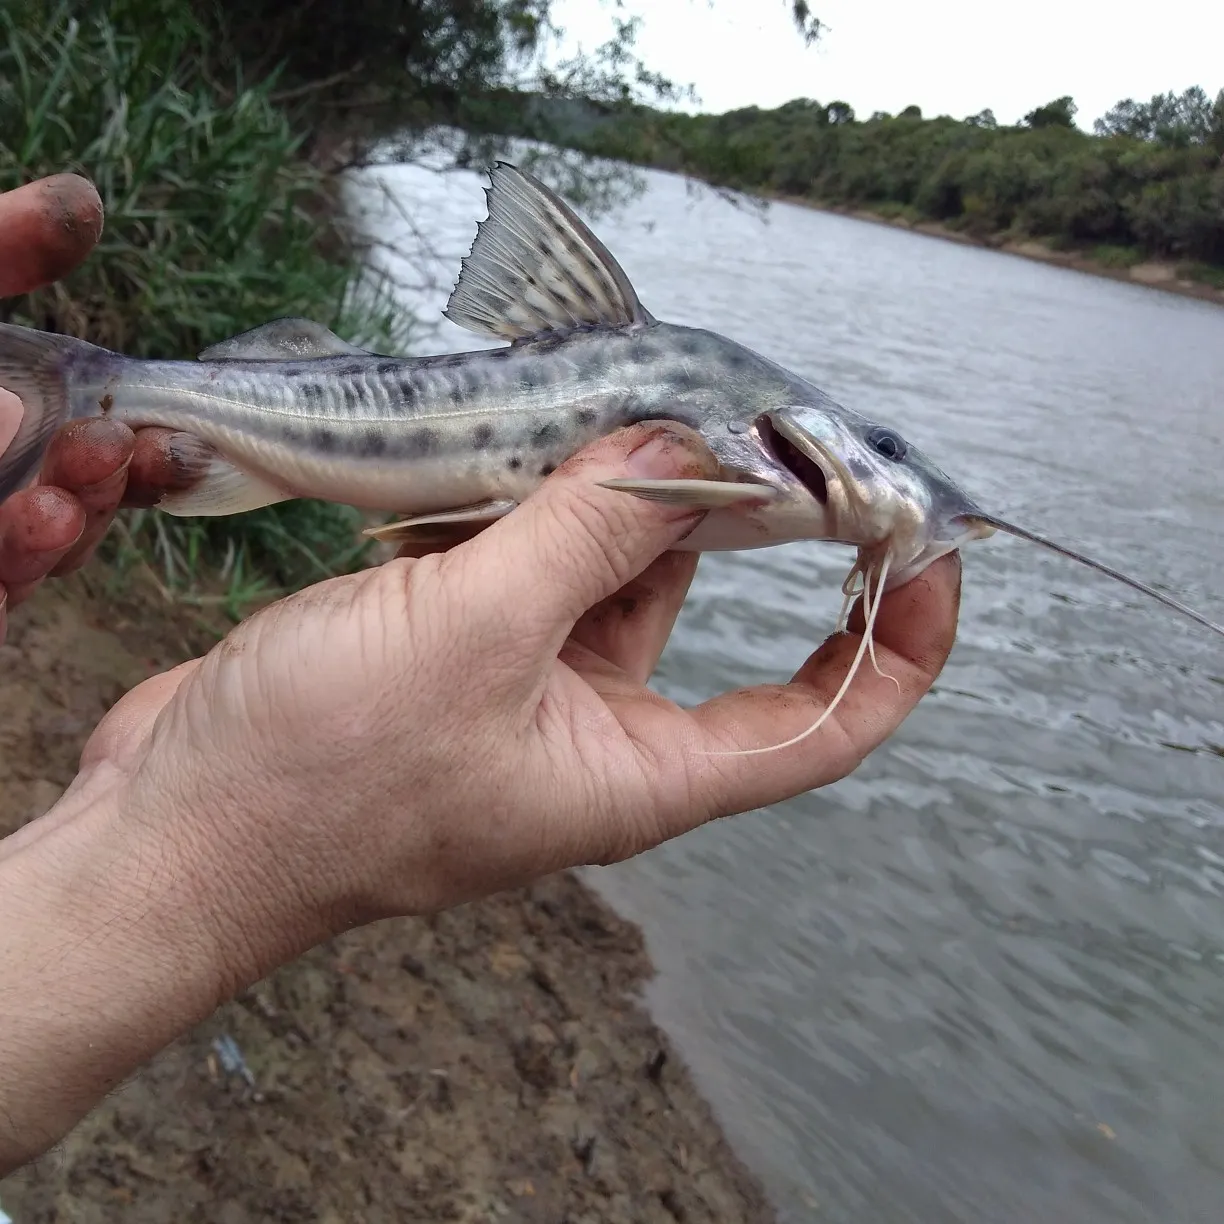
756;413;829;505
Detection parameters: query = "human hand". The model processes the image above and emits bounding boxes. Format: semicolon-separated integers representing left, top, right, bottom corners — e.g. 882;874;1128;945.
0;175;182;642
0;420;959;1172
52;421;961;983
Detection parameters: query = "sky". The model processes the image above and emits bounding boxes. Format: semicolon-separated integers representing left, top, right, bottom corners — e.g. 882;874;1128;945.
546;0;1224;130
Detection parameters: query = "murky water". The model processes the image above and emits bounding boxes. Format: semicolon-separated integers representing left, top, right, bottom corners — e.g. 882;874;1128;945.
349;158;1224;1223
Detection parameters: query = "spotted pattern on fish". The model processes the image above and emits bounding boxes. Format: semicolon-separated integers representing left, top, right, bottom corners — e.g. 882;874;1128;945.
0;158;1216;658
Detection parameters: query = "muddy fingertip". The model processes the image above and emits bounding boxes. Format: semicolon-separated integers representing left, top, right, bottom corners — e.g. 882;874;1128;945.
42;418;135;491
41;172;105;248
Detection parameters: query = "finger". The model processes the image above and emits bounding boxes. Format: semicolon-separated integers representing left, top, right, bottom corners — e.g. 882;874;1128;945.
0;486;86;600
120;427;205;507
564;549;700;685
456;422;720;661
628;553;963;835
0;174;104;297
38;418;135;575
40;417;134;490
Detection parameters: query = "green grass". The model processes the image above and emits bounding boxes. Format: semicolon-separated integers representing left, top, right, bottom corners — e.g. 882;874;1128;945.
1091;243;1146;269
105;501;378;621
1179;261;1224;290
0;0;413;615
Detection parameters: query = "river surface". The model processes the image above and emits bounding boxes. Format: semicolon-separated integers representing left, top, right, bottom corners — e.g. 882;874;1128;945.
347;157;1224;1223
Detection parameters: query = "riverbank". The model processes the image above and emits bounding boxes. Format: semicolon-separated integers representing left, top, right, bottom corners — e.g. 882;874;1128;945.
765;191;1224;309
0;568;775;1223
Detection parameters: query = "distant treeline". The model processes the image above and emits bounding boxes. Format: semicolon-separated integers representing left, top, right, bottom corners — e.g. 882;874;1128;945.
463;88;1224;278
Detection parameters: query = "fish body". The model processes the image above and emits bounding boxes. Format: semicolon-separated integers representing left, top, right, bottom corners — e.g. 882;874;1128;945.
0;317;976;566
0;324;795;532
0;161;986;582
0;160;1218;658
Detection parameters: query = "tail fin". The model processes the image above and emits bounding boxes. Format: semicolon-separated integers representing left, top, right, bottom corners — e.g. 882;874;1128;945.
0;322;94;502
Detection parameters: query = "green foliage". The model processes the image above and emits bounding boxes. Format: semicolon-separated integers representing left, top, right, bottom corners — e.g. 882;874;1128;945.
0;0;409;355
0;0;834;614
1024;96;1077;129
1094;86;1224;152
0;0;412;608
493;88;1224;271
1179;261;1224;290
212;0;556;126
789;0;823;44
110;501;378;620
1091;244;1145;269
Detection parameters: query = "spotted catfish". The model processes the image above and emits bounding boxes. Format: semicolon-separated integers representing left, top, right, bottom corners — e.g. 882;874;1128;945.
0;161;985;568
0;160;1220;708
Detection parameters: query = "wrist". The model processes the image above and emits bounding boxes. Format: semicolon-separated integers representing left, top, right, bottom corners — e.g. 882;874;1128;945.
0;764;314;1172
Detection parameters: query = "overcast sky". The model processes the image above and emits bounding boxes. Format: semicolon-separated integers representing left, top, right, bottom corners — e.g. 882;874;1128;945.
547;0;1223;129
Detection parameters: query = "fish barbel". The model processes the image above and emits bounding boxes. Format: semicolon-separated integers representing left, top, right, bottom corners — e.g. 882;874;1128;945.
0;161;1220;754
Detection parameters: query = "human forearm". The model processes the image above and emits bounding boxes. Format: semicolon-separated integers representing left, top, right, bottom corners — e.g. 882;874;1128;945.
0;770;273;1174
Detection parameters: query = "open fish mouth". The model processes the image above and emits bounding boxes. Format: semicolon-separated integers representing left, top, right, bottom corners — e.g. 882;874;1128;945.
755;413;829;505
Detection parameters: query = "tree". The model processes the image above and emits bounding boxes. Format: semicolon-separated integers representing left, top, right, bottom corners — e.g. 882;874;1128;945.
825;100;854;125
789;0;823;44
1093;97;1147;139
1024;96;1077;129
1093;87;1220;148
514;79;1224;271
202;2;827;159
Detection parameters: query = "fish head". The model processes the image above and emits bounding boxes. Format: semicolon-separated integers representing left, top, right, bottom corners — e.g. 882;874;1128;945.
762;403;996;585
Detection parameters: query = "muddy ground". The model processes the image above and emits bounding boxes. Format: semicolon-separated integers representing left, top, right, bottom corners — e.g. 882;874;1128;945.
0;566;774;1223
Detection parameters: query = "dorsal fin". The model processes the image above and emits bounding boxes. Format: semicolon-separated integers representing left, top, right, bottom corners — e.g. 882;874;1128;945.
443;162;655;343
198;318;372;362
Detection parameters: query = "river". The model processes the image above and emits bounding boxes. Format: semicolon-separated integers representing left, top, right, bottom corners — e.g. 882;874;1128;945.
347;156;1224;1223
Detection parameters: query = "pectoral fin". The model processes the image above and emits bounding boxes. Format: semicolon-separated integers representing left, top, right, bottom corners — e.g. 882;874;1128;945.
363;498;517;543
153;436;294;516
597;478;780;509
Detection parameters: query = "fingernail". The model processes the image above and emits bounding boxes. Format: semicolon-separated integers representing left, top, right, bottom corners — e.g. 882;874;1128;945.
626;427;713;479
76;454;132;500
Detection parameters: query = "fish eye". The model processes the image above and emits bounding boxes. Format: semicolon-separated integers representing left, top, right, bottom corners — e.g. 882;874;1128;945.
866;426;907;461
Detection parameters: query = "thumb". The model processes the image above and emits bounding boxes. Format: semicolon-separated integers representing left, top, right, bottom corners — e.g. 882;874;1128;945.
461;422;720;649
